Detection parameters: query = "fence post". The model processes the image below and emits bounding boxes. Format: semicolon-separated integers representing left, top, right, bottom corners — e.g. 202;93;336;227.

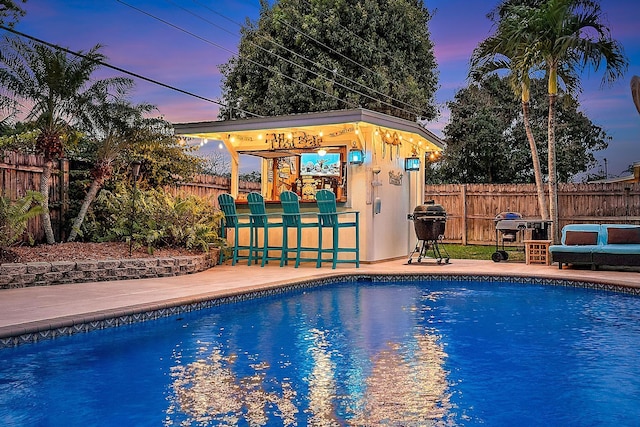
461;184;467;245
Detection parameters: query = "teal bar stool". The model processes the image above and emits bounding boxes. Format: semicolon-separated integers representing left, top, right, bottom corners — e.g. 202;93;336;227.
217;193;254;265
247;192;283;267
315;189;360;268
280;190;320;267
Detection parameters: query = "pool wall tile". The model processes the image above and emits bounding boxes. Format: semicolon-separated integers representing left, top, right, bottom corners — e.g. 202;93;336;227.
2;273;639;348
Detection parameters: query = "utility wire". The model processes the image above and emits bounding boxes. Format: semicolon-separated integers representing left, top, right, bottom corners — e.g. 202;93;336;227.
171;0;419;119
116;0;359;111
128;0;411;117
191;0;427;117
0;24;263;118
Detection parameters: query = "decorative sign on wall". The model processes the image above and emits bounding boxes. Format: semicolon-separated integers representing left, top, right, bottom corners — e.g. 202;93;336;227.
389;170;403;186
266;132;322;150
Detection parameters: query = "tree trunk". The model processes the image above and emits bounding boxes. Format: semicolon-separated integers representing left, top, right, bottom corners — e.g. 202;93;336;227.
67;178;103;242
39;160;56;244
522;101;549;220
547;94;559;244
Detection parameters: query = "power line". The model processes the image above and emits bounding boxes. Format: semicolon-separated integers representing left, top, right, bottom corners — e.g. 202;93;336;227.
167;0;419;118
191;0;428;117
0;24;263;118
233;0;432;118
116;0;359;112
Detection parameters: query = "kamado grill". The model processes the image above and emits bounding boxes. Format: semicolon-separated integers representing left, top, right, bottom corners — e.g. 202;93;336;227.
493;211;551;262
407;200;450;264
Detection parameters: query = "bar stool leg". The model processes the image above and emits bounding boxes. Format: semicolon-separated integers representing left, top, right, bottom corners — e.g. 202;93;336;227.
332;225;339;269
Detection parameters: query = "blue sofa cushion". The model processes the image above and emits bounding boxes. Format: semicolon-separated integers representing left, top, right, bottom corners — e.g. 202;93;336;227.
593;244;640;254
606;227;640;244
549;244;594;254
565;231;598;246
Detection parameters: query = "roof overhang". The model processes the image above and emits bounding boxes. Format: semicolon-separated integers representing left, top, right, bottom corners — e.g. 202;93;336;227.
173;108;444;156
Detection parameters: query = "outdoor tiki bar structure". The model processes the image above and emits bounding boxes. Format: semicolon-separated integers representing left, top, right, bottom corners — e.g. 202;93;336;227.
174;108;444;263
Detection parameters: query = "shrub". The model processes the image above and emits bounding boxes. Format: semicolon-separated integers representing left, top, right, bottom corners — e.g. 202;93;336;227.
0;191;43;254
89;184;225;253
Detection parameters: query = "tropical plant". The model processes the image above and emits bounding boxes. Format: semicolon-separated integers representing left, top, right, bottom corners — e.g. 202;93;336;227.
0;36;131;243
91;184;224;253
503;0;628;242
470;8;549;219
127;123;204;189
219;0;438;122
0;190;42;258
0;0;25;28
0;121;38;152
67;100;155;242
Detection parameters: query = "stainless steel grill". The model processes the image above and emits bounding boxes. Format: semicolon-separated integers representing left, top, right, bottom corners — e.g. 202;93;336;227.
407;201;450;264
493;211;551;262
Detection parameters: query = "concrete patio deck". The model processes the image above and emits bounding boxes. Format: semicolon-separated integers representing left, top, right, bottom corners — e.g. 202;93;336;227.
0;258;638;342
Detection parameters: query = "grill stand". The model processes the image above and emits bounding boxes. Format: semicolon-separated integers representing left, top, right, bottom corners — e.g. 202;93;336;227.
407;202;451;265
492;214;552;262
407;234;450;265
492;225;526;262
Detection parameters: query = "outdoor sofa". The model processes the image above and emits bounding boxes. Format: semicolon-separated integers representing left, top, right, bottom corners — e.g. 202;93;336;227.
550;223;640;270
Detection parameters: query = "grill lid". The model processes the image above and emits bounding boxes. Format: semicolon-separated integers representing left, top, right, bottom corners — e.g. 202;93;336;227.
413;200;446;217
494;211;522;221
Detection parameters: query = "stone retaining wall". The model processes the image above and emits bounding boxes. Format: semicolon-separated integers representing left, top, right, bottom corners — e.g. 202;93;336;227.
0;251;218;289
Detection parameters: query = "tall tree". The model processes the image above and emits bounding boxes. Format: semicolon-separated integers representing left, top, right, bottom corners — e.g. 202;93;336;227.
0;37;131;243
439;76;608;184
439;76;524;184
470;8;549;219
219;0;438;122
508;0;628;242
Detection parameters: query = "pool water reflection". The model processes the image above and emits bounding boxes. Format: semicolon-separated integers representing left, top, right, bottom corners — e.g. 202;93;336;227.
1;280;640;426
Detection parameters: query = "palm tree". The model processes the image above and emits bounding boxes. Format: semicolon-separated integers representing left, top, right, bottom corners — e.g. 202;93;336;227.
632;75;640;115
515;0;627;242
67;100;155;242
0;0;25;27
0;37;131;243
470;14;549;221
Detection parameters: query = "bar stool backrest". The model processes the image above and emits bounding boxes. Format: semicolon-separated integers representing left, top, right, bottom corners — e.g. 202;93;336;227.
247;192;268;227
316;189;338;227
218;193;241;228
280;191;302;227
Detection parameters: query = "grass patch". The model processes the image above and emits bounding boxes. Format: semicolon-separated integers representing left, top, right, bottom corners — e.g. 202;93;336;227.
441;243;525;262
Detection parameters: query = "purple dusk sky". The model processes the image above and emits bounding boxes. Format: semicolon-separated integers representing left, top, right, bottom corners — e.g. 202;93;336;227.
8;0;640;179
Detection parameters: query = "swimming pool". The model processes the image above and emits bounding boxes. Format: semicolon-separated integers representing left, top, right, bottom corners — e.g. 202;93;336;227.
1;278;639;426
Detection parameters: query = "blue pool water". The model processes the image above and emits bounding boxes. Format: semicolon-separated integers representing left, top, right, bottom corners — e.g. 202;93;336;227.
2;279;640;426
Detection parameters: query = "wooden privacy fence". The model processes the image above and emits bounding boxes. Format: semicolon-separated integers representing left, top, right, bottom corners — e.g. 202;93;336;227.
169;174;261;207
0;151;69;242
425;183;640;245
0;149;260;243
3;148;638;246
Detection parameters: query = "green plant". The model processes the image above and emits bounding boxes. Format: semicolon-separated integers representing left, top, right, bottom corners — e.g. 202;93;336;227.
90;184;225;253
0;190;43;255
